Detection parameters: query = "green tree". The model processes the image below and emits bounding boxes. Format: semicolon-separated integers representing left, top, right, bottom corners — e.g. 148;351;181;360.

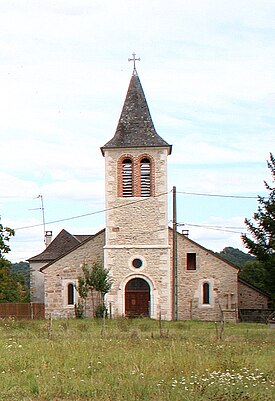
11;261;30;288
0;223;14;256
217;247;255;268
239;260;269;293
77;260;112;317
0;221;30;303
0;258;30;303
242;153;275;301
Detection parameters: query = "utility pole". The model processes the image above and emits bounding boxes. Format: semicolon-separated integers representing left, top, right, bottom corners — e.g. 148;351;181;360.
172;186;178;320
38;195;47;246
31;195;46;246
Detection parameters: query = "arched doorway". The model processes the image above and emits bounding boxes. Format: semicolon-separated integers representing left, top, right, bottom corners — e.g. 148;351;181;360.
125;278;150;317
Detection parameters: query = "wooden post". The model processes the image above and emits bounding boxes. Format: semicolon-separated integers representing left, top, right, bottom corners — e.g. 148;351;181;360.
173;186;178;320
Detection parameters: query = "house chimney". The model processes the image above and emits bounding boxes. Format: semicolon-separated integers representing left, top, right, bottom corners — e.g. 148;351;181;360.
45;231;52;247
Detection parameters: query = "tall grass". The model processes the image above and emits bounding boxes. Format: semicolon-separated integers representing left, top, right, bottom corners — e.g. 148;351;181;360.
0;318;274;400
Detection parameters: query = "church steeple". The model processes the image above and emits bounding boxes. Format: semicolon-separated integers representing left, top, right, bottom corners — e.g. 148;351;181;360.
102;63;172;320
101;71;172;155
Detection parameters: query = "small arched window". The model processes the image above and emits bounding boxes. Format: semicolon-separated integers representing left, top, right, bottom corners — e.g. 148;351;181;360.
68;283;74;305
122;158;133;197
202;282;210;304
140;158;151;197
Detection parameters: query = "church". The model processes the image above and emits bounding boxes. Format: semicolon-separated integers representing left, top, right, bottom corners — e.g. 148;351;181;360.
29;64;269;322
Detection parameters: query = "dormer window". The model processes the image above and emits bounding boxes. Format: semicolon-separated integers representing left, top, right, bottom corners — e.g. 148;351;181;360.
122;158;133;197
140;158;151;197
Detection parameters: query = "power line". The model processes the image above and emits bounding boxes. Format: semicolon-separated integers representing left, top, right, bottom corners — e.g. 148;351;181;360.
178;222;245;229
14;191;170;231
182;223;245;234
12;188;257;232
177;191;258;199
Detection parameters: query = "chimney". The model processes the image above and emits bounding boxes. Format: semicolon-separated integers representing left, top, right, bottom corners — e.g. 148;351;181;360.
45;231;53;247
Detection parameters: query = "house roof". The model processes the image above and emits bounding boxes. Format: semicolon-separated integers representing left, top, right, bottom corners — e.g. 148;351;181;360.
40;228;105;272
28;229;93;263
101;71;172;155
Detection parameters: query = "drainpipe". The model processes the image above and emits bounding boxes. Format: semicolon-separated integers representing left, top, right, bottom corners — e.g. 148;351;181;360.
173;186;178;320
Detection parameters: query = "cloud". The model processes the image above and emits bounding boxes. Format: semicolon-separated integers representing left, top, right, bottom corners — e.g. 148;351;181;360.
42;179;104;202
0;0;274;262
0;173;39;199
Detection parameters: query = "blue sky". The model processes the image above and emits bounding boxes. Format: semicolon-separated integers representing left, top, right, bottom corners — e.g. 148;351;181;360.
0;0;274;262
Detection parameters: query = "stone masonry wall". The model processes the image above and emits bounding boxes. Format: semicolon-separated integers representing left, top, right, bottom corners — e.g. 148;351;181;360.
238;281;269;309
104;147;169;246
105;246;171;319
44;230;105;318
170;231;239;323
104;147;172;320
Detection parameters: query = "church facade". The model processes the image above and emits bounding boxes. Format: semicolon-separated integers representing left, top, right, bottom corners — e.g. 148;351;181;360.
29;69;270;322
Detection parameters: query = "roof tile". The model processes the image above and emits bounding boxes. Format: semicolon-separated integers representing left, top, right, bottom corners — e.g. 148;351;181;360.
101;72;172;154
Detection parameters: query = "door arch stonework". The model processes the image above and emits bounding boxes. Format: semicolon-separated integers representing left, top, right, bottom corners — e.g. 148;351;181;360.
125;278;150;317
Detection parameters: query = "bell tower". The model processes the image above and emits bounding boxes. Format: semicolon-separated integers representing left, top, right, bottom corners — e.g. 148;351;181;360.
101;64;172;319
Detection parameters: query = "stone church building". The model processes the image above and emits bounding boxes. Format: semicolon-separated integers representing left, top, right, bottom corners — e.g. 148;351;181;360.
29;68;269;322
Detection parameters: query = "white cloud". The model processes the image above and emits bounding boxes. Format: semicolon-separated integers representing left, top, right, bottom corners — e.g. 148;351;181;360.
0;173;39;199
42;179;104;202
0;0;274;261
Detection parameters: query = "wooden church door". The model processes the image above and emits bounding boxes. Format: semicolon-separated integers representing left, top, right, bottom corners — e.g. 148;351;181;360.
125;278;150;317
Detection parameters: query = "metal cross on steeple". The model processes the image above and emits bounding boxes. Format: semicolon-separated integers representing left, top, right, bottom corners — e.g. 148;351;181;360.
128;52;140;73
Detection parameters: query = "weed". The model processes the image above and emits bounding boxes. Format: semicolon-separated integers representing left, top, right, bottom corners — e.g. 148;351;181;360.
0;320;273;400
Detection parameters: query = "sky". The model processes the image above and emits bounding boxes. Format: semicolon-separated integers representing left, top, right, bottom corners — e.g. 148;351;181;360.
0;0;274;263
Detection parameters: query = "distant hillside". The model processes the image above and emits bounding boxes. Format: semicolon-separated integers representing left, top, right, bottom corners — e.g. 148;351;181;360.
11;261;30;288
216;247;255;268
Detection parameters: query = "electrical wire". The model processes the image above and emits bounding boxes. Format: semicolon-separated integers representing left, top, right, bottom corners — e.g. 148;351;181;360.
182;223;245;234
177;191;258;199
14;191;170;231
11;188;256;233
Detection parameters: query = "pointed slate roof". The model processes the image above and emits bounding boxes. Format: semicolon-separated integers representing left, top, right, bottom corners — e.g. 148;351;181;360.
28;229;93;263
101;71;172;155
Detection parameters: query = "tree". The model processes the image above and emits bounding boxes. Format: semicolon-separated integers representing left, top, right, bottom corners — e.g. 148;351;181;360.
239;260;269;293
77;260;112;317
0;223;14;257
242;153;275;300
0;258;30;303
0;220;30;303
216;247;255;268
11;261;30;288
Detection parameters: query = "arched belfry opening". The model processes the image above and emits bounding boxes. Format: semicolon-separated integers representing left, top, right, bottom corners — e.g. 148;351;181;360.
125;278;150;317
140;157;151;197
122;158;133;197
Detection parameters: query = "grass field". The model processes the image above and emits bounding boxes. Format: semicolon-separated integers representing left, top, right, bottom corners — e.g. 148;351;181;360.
0;318;274;400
